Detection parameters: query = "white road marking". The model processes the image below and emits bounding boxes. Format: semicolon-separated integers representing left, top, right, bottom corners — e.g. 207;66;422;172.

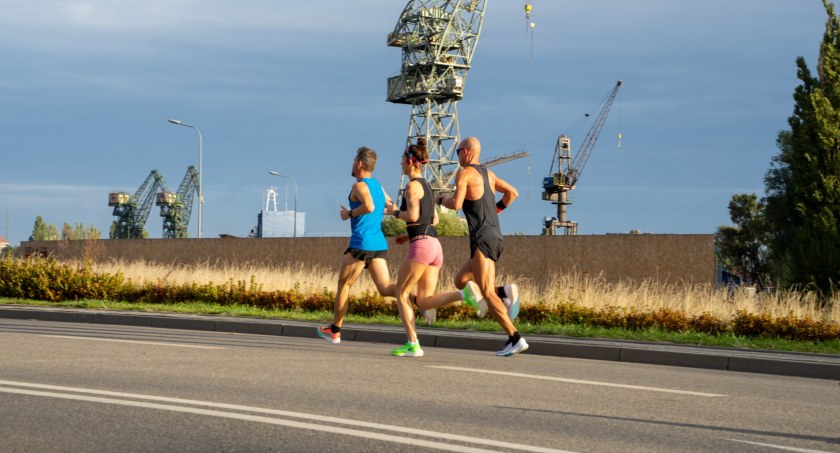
428;366;726;397
727;439;832;452
37;334;225;350
0;380;574;453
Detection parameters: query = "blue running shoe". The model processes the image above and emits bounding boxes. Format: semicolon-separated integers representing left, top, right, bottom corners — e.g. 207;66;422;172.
502;284;520;321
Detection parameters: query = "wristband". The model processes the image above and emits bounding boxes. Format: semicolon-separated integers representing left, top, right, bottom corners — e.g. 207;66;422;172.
348;209;354;218
496;200;507;213
393;210;400;218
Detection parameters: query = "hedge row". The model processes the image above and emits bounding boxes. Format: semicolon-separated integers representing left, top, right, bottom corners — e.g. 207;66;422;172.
1;257;838;342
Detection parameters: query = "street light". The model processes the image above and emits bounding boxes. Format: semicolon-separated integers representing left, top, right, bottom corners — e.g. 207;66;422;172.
168;119;203;238
268;171;298;238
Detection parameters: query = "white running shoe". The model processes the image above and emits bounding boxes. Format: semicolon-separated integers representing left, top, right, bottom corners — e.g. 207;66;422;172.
502;283;520;321
423;308;437;326
462;281;488;318
496;337;529;356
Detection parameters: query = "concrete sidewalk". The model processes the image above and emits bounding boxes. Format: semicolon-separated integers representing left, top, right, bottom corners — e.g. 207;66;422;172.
1;304;838;381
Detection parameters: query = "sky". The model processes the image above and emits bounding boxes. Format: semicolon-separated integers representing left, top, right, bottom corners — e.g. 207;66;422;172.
0;1;830;244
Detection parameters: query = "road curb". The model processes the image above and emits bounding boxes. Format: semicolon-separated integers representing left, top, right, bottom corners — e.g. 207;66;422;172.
1;305;838;381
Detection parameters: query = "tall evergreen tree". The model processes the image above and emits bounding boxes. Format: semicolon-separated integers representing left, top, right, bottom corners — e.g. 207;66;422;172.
764;0;840;294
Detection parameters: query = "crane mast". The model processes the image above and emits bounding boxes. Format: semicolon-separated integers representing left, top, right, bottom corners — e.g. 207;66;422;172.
157;166;199;238
542;80;622;236
108;170;168;239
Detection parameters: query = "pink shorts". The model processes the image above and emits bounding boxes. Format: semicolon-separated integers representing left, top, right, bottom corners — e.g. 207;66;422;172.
406;236;444;268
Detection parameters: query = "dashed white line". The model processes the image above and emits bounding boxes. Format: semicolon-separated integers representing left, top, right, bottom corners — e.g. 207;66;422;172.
727;439;832;452
37;334;225;350
428;366;726;397
0;380;574;453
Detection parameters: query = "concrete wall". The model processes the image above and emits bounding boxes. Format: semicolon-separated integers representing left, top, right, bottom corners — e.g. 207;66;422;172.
22;234;714;287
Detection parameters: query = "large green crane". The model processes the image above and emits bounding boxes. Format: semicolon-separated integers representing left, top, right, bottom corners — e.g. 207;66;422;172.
387;0;488;195
108;170;168;239
157;166;199;238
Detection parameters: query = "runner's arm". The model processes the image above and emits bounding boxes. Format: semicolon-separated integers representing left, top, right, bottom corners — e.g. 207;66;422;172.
489;169;518;211
397;180;422;223
437;167;470;211
345;181;374;218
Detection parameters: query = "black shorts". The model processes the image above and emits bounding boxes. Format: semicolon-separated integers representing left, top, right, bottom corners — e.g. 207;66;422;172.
345;248;388;268
470;238;503;262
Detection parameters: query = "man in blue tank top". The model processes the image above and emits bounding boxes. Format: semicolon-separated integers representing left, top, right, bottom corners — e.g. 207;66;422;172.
437;136;528;356
318;146;397;344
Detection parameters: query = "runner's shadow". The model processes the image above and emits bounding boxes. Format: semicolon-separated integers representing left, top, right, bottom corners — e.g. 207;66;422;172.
492;406;840;446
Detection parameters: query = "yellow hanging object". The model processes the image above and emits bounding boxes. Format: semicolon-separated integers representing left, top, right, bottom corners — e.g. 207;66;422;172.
524;3;532;31
525;4;535;63
617;132;622;148
528;22;535;63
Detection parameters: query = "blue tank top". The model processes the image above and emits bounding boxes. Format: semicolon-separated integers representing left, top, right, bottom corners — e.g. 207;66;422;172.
348;177;388;251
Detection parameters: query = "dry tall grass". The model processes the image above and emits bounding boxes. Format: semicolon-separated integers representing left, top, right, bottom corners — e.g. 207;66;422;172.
91;260;840;324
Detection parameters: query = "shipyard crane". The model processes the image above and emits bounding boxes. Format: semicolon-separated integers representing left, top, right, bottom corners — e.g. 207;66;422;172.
156;166;199;238
108;170;168;239
542;80;622;236
387;0;489;196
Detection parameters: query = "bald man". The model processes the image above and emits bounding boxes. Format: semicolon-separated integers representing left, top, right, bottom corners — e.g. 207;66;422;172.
437;136;528;356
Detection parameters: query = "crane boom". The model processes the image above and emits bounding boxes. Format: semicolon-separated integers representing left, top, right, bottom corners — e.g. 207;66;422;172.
436;150;530;191
568;80;622;187
484;150;530;168
542;80;622;236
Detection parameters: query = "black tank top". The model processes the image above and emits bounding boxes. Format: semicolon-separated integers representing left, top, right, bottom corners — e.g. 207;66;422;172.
462;164;502;245
400;178;437;239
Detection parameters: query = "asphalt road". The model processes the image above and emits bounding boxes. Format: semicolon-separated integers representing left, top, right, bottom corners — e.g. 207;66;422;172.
1;318;839;453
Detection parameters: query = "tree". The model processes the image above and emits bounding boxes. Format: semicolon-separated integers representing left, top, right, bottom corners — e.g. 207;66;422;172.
61;223;102;240
715;194;769;287
381;214;406;237
763;0;840;294
31;216;59;241
381;207;467;237
435;207;468;236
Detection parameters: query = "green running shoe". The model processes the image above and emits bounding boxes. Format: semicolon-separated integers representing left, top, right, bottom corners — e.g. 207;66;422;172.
391;342;424;357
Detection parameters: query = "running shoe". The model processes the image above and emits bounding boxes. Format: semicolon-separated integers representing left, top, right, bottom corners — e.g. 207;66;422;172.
462;281;488;318
317;325;340;344
391;342;424;357
502;283;521;321
423;308;437;326
495;337;529;357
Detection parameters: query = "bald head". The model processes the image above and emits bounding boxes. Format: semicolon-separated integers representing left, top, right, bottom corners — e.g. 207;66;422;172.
459;136;481;163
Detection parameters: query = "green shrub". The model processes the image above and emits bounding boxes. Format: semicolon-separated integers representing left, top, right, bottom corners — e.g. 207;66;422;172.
2;256;838;342
0;256;126;302
690;312;730;335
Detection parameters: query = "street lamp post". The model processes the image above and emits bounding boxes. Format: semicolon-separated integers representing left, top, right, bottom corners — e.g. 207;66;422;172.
168;119;203;238
268;171;298;238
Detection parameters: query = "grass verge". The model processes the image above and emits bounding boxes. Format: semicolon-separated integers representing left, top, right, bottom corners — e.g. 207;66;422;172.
2;298;838;355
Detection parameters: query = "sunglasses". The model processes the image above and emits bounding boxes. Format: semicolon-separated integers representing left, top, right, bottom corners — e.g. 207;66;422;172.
456;146;466;154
